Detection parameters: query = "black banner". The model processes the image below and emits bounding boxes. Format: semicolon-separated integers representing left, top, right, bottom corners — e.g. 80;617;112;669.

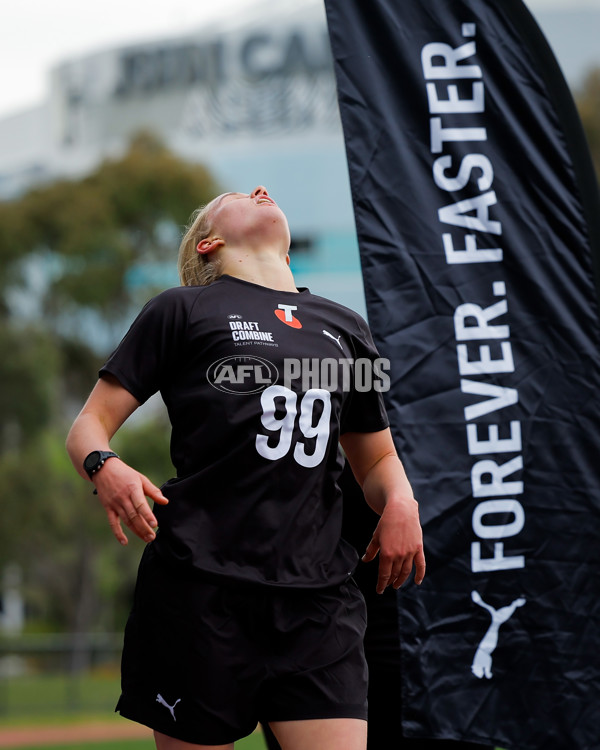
325;1;600;748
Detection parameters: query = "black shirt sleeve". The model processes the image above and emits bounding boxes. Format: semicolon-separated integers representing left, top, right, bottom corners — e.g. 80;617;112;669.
340;313;390;435
99;287;192;403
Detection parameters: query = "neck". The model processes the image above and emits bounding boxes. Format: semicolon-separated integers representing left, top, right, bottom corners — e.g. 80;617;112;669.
220;248;297;292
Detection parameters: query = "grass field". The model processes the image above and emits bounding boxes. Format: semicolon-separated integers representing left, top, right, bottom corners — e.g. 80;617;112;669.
0;671;123;720
0;743;152;750
0;670;268;749
1;736;267;750
0;671;503;749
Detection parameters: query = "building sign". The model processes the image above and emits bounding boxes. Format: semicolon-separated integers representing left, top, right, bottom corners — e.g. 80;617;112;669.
114;31;332;94
111;27;339;138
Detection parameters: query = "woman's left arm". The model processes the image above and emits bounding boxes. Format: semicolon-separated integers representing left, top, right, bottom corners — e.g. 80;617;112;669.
340;427;426;593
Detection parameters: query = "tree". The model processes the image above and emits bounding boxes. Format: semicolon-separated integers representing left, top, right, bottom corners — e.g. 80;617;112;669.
0;325;60;451
0;133;218;643
4;131;218;329
0;130;218;446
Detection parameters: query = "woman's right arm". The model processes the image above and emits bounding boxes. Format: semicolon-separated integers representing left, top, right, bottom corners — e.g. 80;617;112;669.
66;374;169;545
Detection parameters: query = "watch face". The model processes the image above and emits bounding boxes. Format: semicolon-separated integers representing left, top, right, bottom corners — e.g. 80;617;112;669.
84;451;101;471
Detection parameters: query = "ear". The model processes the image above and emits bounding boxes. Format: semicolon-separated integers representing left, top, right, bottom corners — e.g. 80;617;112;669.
197;237;224;256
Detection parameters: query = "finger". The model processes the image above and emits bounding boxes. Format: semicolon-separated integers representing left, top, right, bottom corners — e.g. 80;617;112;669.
141;476;169;506
119;497;157;543
376;557;393;594
414;549;426;585
123;509;157;543
131;497;158;530
362;538;379;564
107;508;128;546
130;485;161;529
392;558;413;589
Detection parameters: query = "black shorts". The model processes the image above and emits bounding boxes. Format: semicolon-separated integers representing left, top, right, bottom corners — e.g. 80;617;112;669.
116;545;368;745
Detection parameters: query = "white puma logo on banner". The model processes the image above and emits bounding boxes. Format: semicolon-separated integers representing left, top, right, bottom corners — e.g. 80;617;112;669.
471;590;526;679
156;693;181;721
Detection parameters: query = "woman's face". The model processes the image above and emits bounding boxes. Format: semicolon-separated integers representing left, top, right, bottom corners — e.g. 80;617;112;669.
208;185;290;249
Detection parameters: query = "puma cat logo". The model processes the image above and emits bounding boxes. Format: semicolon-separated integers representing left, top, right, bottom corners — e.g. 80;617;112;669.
323;329;344;350
156;693;181;721
471;591;526;679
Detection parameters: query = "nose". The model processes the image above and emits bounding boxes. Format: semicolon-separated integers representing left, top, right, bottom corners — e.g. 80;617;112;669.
250;186;268;199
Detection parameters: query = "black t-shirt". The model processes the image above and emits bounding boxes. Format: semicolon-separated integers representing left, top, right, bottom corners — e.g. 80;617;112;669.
100;275;389;588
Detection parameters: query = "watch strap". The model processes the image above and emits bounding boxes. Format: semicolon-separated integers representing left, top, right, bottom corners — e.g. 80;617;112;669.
84;450;120;479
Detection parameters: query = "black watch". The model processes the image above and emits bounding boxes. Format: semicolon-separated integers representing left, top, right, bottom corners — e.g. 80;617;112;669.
83;450;120;479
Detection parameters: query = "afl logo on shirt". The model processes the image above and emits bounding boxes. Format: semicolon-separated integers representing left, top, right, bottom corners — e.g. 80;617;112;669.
274;304;302;329
207;356;279;395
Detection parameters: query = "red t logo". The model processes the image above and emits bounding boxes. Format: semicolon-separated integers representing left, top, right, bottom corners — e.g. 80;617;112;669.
275;304;302;329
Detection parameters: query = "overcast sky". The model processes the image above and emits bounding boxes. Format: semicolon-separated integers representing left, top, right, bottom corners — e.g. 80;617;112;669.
0;0;598;120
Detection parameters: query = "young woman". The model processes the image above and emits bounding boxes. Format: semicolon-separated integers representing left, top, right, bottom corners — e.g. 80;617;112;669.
66;186;425;750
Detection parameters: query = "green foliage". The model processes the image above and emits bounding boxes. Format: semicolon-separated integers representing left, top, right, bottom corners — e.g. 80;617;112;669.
0;132;218;637
58;337;105;407
2;131;218;326
0;429;144;633
0;326;60;450
10;742;153;750
111;415;173;487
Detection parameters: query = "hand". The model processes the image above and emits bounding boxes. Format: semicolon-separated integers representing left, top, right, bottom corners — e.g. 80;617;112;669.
91;458;169;545
362;498;426;594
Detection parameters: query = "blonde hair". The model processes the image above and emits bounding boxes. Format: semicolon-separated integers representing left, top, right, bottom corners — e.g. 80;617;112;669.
178;194;226;286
